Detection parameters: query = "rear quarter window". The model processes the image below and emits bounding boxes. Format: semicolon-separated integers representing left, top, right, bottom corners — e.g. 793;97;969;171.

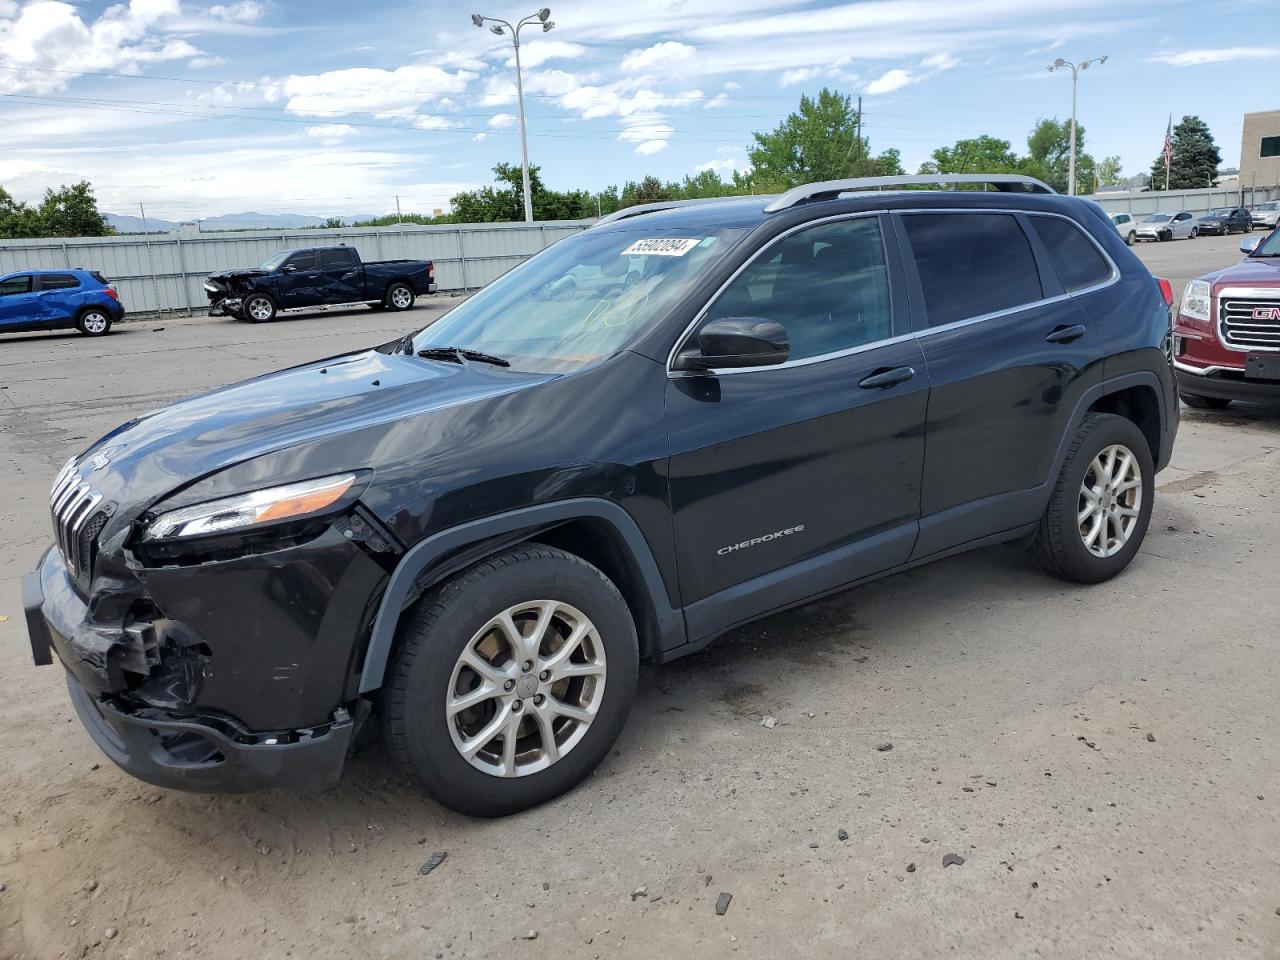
901;212;1043;328
1028;215;1113;292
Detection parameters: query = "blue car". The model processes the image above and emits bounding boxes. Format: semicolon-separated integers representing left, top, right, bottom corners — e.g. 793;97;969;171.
0;268;125;337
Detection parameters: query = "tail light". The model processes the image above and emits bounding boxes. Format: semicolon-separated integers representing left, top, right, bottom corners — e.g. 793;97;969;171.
427;262;435;280
1156;277;1174;307
104;287;119;301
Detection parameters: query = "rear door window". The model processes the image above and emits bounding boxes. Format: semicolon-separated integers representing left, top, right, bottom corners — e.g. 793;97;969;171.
1028;215;1113;292
0;275;33;296
320;249;355;269
901;213;1042;328
37;274;81;290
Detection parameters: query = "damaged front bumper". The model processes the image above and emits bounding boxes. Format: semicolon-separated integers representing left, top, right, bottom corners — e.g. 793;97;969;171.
207;297;242;317
23;523;390;793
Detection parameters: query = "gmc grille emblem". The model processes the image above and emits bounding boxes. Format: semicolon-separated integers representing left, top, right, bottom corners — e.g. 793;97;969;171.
1251;306;1280;321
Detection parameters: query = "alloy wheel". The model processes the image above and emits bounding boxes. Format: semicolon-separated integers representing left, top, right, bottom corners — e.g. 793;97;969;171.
446;600;607;778
1078;443;1142;558
391;286;413;309
247;297;273;321
81;312;108;334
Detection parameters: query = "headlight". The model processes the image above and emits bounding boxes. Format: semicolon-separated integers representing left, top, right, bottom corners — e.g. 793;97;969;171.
143;473;358;540
1180;280;1212;323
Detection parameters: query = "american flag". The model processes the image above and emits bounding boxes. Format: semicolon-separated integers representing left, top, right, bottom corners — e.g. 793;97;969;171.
1163;115;1173;167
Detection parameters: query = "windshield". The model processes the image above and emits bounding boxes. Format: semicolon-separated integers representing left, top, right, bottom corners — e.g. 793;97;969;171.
1143;214;1171;223
1251;231;1280;257
258;251;289;271
408;225;746;373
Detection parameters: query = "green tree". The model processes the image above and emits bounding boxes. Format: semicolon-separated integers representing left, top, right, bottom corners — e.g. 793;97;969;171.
1023;117;1095;195
1148;115;1220;190
747;87;902;189
0;181;112;238
917;135;1021;175
1095;156;1124;189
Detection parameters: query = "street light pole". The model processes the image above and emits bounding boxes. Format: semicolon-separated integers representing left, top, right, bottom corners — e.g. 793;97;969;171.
1047;54;1107;196
471;8;555;223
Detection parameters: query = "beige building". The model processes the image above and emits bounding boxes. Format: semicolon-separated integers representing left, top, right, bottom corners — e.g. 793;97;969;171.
1240;109;1280;187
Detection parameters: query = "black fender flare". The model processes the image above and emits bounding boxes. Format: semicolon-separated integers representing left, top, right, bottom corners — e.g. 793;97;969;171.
357;498;683;693
1046;370;1170;488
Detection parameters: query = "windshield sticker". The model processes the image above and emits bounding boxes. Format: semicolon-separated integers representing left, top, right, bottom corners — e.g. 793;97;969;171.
622;238;701;257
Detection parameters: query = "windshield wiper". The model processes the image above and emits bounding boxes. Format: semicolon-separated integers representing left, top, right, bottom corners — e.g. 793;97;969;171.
417;346;511;367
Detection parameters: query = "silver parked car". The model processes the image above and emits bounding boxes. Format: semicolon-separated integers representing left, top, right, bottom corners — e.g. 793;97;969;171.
1132;210;1196;242
1251;201;1280;231
1108;211;1140;245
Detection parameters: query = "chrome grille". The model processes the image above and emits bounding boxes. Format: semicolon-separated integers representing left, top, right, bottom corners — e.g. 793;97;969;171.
1220;295;1280;351
49;458;105;578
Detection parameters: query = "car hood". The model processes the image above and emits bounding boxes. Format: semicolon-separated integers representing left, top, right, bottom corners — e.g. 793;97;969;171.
208;268;267;282
1202;257;1280;287
72;349;556;535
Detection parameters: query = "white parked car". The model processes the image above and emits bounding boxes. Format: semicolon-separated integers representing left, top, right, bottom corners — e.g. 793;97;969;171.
1108;211;1140;245
1132;211;1196;242
1251;201;1280;231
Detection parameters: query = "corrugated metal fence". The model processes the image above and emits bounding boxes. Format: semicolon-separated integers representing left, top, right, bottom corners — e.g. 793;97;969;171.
0;220;594;316
1083;184;1280;217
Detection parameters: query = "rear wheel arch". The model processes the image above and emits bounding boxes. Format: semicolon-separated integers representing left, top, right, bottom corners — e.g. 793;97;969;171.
1086;383;1162;465
358;499;683;694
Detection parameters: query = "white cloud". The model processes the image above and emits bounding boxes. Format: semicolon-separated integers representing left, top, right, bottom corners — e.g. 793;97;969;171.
472;132;487;142
780;66;821;86
723;80;740;90
634;139;668;156
1147;47;1280;67
865;67;914;94
306;123;355;139
695;156;739;174
704;92;729;108
489;112;517;128
207;0;262;22
277;64;476;118
505;39;588;69
412;114;459;130
188;54;226;69
0;0;196;93
621;40;696;72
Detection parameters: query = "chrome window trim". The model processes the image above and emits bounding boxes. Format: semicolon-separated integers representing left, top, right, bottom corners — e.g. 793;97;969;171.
1216;285;1280;353
666;211;894;378
665;207;1120;377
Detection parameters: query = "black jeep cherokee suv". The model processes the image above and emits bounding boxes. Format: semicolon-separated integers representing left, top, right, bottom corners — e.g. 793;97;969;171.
24;174;1178;816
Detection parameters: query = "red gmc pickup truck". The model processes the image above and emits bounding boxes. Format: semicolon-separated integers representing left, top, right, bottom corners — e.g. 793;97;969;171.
1174;230;1280;408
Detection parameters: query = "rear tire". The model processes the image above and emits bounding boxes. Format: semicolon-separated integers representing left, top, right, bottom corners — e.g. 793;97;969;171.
76;309;112;337
1030;413;1154;584
383;545;639;817
386;283;415;311
1181;393;1231;410
243;293;276;323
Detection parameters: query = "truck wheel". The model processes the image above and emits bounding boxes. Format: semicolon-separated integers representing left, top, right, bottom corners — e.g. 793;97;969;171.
383;545;638;817
76;309;112;337
1181;393;1231;410
1030;413;1154;584
386;283;415;311
243;293;276;323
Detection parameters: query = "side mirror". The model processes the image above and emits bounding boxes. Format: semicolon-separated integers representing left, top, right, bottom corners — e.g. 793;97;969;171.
674;317;790;371
1241;235;1262;255
282;264;298;273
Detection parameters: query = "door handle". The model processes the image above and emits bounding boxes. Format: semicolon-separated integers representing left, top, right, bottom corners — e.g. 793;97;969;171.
859;365;916;390
1045;324;1087;344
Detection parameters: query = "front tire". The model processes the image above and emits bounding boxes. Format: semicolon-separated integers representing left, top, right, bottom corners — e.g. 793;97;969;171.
76;309;112;337
243;293;276;323
1030;413;1154;584
1189;227;1199;239
1125;230;1136;246
383;546;639;817
1181;393;1231;410
386;282;415;311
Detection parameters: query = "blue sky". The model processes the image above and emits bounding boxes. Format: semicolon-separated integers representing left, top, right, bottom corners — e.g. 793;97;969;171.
1;0;1277;219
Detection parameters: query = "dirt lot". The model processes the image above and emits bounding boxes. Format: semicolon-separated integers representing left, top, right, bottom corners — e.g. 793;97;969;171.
2;233;1278;960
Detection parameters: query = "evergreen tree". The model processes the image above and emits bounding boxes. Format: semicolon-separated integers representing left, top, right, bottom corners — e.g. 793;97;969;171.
1148;116;1221;190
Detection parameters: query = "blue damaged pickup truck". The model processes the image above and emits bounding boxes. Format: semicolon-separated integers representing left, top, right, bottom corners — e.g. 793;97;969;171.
204;245;436;322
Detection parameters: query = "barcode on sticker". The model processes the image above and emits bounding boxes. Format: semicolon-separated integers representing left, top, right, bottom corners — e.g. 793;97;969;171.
621;238;701;257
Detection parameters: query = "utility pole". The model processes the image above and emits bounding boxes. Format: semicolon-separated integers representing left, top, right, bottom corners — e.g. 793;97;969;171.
1048;55;1108;196
471;9;555;223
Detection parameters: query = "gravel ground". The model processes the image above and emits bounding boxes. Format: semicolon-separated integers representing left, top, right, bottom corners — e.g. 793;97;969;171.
2;234;1278;959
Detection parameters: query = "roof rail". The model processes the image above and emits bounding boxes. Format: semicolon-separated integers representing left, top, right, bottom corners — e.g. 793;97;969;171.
593;197;737;228
761;174;1055;213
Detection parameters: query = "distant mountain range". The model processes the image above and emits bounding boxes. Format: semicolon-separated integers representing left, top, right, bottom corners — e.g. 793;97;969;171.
105;212;387;233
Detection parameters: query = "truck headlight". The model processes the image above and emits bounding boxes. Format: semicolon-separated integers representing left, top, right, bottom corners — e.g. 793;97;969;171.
1180;280;1211;323
143;473;359;541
